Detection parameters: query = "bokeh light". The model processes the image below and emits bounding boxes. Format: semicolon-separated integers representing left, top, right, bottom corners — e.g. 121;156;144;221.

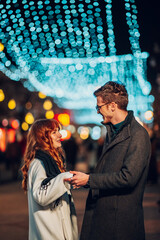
45;110;54;119
11;119;20;129
60;129;71;140
25;112;34;124
0;42;4;51
79;127;89;140
43;100;52;110
2;119;8;127
144;110;153;121
0;89;5;102
25;102;32;110
8;99;16;110
58;113;70;126
22;122;29;131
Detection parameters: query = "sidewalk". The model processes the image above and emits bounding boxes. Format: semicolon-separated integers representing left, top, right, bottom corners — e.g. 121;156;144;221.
143;183;160;240
0;181;160;240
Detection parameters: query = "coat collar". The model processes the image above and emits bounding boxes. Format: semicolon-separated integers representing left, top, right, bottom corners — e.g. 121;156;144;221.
98;124;131;164
96;111;134;170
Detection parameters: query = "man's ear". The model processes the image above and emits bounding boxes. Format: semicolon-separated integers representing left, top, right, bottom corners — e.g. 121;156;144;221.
110;102;116;112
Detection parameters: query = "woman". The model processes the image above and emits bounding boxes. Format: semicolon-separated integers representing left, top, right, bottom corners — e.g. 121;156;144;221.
21;119;78;240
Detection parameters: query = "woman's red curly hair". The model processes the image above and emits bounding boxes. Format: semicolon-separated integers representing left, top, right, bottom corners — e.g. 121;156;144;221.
21;119;65;192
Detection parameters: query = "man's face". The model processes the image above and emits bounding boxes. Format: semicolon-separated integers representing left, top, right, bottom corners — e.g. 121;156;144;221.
96;96;114;124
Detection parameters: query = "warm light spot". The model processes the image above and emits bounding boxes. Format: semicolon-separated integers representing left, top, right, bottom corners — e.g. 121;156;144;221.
11;119;20;129
0;89;5;102
45;110;54;119
38;92;46;99
8;99;16;110
2;119;8;127
58;113;70;126
25;102;32;110
22;122;29;131
80;127;89;140
0;43;4;52
154;124;159;132
144;111;153;121
60;129;71;140
25;112;34;124
7;129;16;143
66;125;76;133
0;128;6;152
43;100;52;110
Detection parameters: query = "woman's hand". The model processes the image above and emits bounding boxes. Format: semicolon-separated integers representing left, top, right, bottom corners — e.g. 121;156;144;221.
64;171;89;189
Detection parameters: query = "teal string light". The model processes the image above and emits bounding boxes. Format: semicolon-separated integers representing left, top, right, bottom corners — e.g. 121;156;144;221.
124;0;141;54
0;0;153;124
104;0;116;56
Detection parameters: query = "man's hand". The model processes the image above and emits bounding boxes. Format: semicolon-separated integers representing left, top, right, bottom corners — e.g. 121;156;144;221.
64;171;89;189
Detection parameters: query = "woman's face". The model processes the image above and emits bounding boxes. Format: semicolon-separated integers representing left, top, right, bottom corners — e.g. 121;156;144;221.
50;128;62;149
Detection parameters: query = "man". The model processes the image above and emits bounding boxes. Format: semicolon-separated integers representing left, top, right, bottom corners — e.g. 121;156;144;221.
66;81;151;240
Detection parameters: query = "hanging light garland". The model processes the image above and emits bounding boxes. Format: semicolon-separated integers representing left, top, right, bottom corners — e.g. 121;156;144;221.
0;0;153;124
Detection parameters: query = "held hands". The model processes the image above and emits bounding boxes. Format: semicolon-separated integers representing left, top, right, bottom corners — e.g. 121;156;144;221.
64;171;89;189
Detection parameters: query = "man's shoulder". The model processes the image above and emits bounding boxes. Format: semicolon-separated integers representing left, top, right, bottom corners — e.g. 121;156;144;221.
130;117;150;139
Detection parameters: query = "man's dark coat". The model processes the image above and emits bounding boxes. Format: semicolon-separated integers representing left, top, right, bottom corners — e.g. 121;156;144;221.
80;112;151;240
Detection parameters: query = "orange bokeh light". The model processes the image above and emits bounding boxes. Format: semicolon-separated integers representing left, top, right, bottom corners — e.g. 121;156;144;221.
58;113;70;126
60;130;71;141
0;128;6;152
7;129;16;143
11;119;19;129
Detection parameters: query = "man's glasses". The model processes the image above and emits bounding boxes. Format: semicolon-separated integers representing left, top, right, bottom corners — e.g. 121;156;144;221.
96;103;109;111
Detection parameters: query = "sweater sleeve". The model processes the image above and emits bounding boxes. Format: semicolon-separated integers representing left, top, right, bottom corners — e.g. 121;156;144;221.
89;129;151;190
29;159;73;206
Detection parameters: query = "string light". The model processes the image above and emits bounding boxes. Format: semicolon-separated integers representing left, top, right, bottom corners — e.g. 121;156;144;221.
105;0;116;56
43;100;52;110
45;110;54;119
38;92;46;99
0;1;153;124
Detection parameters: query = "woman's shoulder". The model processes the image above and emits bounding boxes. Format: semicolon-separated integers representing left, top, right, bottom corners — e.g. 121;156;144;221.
29;158;45;175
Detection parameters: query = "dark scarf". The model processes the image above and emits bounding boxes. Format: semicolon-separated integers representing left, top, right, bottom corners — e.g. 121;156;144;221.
35;149;61;186
105;110;134;143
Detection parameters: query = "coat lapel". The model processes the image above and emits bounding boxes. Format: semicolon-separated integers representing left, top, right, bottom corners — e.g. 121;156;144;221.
96;124;131;172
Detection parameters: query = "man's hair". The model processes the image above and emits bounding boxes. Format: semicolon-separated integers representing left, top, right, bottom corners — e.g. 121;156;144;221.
94;81;128;110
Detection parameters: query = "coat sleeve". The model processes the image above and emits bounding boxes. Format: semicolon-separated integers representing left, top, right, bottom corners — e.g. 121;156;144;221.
90;129;151;190
29;160;73;206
